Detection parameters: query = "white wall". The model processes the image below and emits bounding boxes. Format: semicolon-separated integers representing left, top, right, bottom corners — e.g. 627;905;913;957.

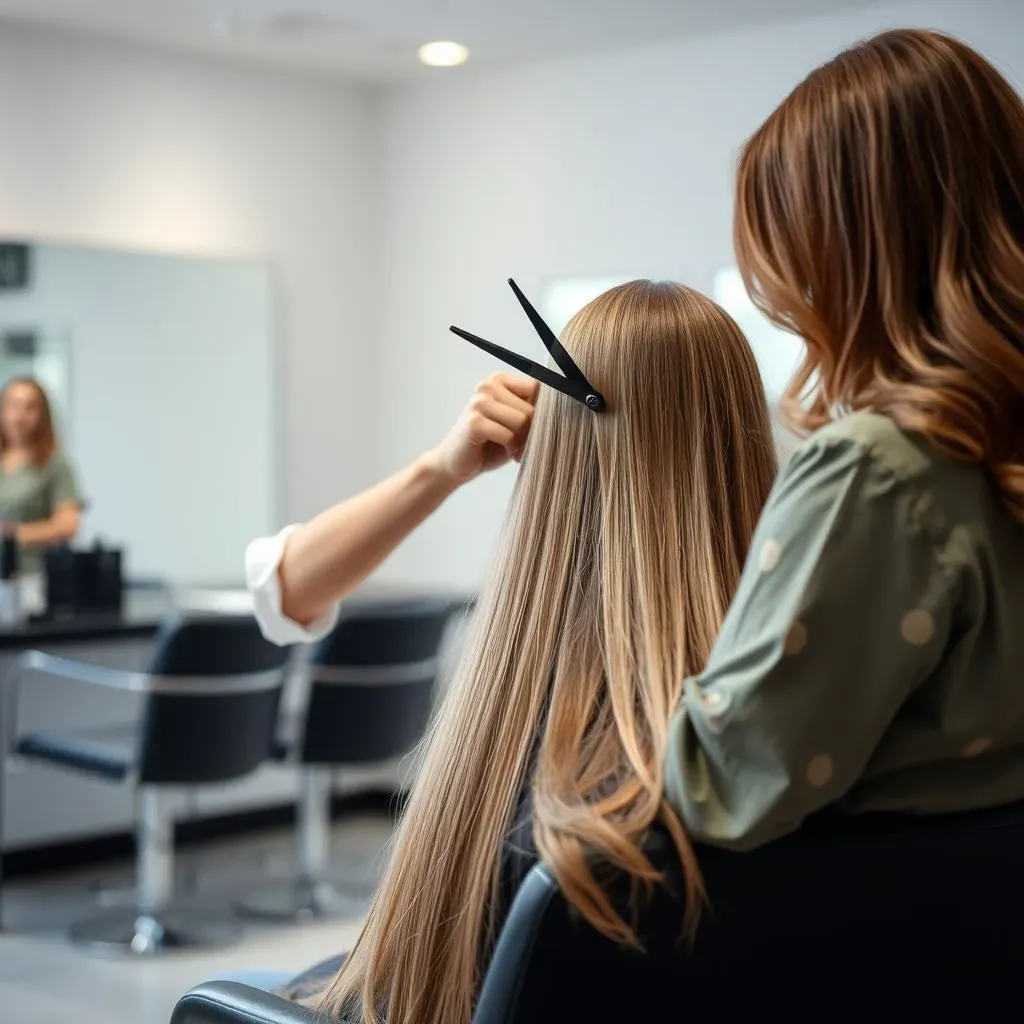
371;0;1024;589
2;4;1022;592
0;23;379;537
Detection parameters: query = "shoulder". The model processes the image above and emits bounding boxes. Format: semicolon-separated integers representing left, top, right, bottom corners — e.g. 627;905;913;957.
766;412;932;528
771;412;961;549
789;411;935;487
43;451;74;475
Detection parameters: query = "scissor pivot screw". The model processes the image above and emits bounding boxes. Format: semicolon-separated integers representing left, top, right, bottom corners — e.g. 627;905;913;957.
585;395;604;411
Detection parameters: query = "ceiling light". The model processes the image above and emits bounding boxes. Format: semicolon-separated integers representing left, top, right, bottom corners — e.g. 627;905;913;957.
418;41;470;68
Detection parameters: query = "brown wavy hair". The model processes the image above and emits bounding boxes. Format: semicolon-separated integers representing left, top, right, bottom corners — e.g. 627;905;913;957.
735;28;1024;519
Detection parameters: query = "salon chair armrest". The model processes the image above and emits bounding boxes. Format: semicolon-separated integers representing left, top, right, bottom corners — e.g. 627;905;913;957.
171;983;319;1024
9;650;144;692
4;650;144;755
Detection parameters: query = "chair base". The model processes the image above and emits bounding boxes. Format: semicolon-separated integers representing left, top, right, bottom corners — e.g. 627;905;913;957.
69;907;241;956
236;879;369;922
89;881;134;907
90;873;202;907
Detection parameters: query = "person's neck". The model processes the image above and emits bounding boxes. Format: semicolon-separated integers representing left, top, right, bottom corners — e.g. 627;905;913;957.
2;446;33;471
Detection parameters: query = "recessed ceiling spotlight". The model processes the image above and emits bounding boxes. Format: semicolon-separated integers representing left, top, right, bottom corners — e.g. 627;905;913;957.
418;40;470;67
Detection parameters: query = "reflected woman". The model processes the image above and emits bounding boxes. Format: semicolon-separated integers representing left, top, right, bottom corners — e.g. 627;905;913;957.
0;378;81;570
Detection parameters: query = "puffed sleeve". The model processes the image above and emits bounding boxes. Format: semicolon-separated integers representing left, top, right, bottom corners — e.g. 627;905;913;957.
664;434;954;850
245;526;339;646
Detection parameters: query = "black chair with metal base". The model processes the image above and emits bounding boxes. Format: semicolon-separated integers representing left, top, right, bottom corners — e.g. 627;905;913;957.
8;615;291;955
237;596;466;922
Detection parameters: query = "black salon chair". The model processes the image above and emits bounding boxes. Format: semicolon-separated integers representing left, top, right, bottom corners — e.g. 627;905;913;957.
474;804;1024;1023
175;800;1024;1023
237;596;468;920
7;615;291;954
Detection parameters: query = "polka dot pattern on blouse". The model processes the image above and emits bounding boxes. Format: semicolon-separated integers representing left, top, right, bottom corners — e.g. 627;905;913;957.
900;609;935;646
759;538;782;572
663;412;1024;854
806;755;834;788
701;688;730;733
783;621;807;656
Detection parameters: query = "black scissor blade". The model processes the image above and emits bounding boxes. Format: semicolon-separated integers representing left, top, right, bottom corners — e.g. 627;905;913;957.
449;326;584;400
506;278;585;383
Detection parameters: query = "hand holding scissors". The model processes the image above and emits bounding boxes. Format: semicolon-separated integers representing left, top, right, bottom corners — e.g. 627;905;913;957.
429;372;539;485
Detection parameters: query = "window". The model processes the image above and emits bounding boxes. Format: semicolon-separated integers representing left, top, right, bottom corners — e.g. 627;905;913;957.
711;267;805;406
540;276;634;336
713;267;806;458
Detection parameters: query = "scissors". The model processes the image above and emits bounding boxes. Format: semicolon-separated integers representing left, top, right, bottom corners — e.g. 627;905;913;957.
450;278;606;412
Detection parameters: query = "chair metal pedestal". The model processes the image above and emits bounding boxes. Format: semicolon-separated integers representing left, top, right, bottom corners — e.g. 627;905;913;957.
69;789;241;955
71;908;240;956
237;769;371;921
237;597;468;923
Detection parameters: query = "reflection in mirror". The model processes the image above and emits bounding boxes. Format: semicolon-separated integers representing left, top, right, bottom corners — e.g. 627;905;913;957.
0;325;72;436
0;241;275;587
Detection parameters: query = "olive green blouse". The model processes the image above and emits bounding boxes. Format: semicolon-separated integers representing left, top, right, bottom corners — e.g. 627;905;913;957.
0;452;80;572
666;411;1024;850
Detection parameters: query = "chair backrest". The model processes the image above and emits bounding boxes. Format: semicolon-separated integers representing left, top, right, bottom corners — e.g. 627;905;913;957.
137;615;291;785
473;802;1024;1023
299;596;466;765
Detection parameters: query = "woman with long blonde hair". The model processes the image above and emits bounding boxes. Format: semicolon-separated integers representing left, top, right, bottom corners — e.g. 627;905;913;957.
245;279;777;1021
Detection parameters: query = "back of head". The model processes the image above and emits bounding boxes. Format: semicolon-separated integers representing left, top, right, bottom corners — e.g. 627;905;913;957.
735;28;1024;518
323;281;777;1024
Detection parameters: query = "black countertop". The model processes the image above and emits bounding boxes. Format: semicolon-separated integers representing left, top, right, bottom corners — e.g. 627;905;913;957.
0;581;475;650
0;587;174;648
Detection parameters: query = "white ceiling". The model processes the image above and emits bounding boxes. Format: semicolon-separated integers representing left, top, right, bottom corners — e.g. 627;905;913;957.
0;0;882;82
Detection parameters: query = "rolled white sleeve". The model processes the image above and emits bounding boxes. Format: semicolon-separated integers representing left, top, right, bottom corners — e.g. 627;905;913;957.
245;526;339;646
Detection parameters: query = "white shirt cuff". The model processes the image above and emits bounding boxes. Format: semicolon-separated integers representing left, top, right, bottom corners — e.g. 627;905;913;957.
245;525;339;646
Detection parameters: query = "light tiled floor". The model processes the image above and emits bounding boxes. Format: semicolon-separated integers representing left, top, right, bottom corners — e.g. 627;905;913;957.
0;814;395;1024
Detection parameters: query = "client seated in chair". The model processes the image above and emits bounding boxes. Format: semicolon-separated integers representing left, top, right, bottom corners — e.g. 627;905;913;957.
242;278;778;1020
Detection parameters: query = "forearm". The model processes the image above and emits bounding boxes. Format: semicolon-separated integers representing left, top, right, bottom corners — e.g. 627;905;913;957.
279;451;460;625
17;512;78;548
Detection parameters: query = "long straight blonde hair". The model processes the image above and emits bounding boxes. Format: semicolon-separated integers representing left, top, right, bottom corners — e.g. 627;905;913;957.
323;281;777;1023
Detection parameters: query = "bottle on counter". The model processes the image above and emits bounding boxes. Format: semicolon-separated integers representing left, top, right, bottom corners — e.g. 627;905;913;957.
0;523;24;626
